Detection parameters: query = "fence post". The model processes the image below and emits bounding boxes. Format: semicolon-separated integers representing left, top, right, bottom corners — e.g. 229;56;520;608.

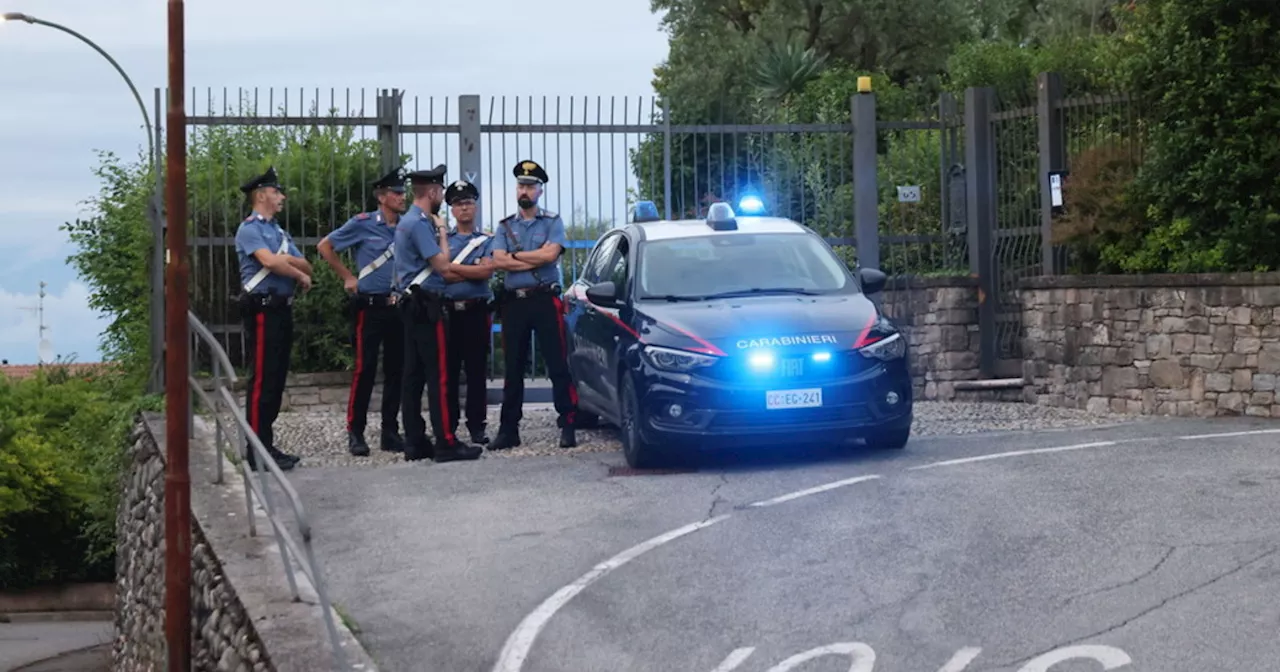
1037;72;1065;275
964;86;998;379
662;99;673;220
148;86;166;395
376;89;401;174
852;89;879;270
459;95;483;230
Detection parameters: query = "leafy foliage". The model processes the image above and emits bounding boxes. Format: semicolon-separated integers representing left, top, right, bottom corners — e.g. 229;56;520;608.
0;365;157;589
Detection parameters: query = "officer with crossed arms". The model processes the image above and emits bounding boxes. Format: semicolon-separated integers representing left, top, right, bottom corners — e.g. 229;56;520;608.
394;165;484;462
439;179;497;446
316;165;409;457
234;165;310;471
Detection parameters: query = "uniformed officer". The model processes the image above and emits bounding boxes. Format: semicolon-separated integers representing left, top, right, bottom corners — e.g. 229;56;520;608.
393;165;484;462
234;165;311;471
440;179;497;445
489;160;579;450
316;165;409;456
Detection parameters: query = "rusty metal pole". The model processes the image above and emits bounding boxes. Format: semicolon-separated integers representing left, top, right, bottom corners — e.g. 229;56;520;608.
163;0;191;670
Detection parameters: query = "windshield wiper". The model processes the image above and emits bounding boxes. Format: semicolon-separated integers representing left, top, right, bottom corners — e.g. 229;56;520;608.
648;294;707;302
700;287;820;299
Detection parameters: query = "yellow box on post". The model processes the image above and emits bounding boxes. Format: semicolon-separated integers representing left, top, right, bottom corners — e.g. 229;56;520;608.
857;76;872;93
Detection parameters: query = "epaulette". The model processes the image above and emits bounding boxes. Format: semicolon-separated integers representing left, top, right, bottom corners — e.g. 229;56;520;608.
500;214;516;224
539;209;558;219
356;212;371;220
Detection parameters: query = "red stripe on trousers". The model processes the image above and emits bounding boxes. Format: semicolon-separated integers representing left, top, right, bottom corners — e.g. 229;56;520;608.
436;320;455;443
251;312;265;434
346;309;365;429
551;297;580;406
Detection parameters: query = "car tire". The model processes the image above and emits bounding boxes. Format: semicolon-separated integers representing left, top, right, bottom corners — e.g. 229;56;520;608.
620;374;662;468
869;424;910;450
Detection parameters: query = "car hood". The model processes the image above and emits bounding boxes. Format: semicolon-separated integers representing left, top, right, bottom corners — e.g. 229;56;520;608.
634;293;883;355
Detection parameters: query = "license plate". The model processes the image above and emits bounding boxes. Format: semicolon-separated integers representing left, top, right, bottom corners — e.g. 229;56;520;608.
766;388;823;410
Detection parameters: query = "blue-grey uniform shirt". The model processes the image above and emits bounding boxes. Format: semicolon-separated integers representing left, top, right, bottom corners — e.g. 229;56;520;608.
443;229;494;300
491;209;568;289
235;212;303;296
323;210;398;295
392;204;443;294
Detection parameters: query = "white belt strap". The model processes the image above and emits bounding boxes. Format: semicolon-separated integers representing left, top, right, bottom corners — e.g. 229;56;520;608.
244;234;290;292
358;243;395;280
410;234;488;288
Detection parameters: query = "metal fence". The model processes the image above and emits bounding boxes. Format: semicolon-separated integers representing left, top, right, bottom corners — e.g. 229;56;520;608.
170;72;1146;382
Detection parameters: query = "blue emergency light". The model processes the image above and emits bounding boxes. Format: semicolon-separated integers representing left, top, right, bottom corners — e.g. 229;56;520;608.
706;201;738;230
738;195;765;214
633;200;661;223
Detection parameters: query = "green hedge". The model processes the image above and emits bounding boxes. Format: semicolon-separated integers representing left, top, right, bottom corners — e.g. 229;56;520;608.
0;365;158;590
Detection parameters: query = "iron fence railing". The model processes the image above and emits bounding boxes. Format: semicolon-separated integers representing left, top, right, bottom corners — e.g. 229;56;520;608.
185;311;346;669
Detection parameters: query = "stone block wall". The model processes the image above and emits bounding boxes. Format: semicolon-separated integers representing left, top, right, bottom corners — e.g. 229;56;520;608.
1020;273;1280;417
879;276;1006;401
115;414;272;671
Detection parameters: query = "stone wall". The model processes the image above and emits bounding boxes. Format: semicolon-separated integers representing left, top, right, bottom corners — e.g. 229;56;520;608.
113;413;374;671
114;415;271;671
1020;273;1280;417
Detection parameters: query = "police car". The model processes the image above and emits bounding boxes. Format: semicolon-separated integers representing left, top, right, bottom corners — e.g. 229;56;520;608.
562;199;912;468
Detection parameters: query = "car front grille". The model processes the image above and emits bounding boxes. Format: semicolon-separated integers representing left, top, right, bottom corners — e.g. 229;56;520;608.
706;404;870;429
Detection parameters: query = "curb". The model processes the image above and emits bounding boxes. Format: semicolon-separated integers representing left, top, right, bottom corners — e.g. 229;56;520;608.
0;610;113;623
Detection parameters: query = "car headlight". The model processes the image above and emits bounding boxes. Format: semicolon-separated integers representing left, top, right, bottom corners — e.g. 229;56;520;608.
642;345;719;372
859;332;906;361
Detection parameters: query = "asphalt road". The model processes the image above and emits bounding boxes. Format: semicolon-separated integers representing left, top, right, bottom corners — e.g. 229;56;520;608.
290;413;1280;672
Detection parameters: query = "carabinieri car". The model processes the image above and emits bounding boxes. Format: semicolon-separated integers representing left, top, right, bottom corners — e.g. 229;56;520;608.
562;201;913;468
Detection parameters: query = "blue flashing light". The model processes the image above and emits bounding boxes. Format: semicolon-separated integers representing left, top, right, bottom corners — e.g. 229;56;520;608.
811;351;832;363
738;195;765;214
748;351;775;369
633;200;661;223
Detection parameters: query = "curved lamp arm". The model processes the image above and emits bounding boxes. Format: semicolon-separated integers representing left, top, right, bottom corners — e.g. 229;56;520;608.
3;12;155;168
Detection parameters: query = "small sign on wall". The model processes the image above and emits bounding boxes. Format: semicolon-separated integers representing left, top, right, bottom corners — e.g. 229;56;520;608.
897;185;921;203
1049;170;1069;214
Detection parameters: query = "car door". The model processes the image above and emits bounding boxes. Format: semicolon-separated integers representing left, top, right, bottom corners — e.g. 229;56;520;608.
596;234;634;411
566;232;621;406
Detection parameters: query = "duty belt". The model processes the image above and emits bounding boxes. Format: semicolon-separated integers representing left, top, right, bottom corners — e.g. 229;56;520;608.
351;293;397;308
241;293;293;308
446;297;490;312
504;284;562;300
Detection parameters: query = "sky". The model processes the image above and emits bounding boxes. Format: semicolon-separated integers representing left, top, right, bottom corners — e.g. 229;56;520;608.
0;0;670;365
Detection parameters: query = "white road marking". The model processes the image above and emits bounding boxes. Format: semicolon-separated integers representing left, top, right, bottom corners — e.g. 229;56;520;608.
709;648;756;672
491;514;732;672
908;441;1117;470
1178;428;1280;440
747;474;883;507
938;647;983;671
764;642;876;672
1016;644;1132;671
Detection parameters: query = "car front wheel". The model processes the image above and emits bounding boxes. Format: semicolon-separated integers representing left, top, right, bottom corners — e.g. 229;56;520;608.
619;374;662;468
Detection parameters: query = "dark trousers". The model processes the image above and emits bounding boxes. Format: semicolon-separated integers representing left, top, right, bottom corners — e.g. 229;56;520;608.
346;302;404;436
401;295;457;456
498;292;578;429
242;304;293;457
446;301;492;435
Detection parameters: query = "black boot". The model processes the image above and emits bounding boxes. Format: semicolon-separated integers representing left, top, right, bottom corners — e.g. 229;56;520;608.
488;428;521;451
468;425;490;446
348;431;370;456
245;447;297;472
433;439;483;463
559;426;577;448
380;432;406;453
404;435;435;462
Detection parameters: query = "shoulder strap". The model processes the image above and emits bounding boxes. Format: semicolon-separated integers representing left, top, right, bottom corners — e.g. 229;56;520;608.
500;216;523;252
244;228;291;292
410;234;490;288
357;243;396;280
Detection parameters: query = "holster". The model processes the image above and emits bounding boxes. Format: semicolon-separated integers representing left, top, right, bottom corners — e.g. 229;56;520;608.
403;287;446;325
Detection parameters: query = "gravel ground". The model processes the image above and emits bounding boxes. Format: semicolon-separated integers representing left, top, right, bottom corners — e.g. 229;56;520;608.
209;401;1136;468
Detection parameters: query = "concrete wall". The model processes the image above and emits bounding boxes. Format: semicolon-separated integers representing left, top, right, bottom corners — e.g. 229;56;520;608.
113;413;373;671
1020;273;1280;417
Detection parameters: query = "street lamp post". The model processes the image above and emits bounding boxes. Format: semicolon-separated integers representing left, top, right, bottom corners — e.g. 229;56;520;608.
2;11;166;395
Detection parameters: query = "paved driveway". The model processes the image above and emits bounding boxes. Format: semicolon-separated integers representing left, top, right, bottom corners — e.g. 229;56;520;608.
287;406;1280;672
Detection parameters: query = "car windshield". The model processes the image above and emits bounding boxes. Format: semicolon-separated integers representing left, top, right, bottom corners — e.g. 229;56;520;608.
636;232;857;300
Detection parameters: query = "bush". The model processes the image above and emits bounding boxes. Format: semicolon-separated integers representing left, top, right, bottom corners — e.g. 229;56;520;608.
0;365;157;590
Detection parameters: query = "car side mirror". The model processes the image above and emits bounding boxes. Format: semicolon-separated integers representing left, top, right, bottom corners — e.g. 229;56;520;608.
858;267;887;295
586;280;621;308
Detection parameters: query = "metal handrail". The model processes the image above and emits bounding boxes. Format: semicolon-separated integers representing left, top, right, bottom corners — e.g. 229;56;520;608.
185;311;346;669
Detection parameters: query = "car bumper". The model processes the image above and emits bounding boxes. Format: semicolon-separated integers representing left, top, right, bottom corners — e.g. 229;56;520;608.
633;356;913;449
